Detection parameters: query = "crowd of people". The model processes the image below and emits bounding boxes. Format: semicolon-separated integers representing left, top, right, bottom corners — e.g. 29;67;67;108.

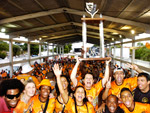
0;57;150;113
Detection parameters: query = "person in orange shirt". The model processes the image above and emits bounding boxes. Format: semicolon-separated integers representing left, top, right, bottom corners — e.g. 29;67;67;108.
53;64;95;113
70;58;111;109
15;63;39;86
54;74;73;113
31;79;55;113
102;65;141;101
14;79;36;113
119;88;150;113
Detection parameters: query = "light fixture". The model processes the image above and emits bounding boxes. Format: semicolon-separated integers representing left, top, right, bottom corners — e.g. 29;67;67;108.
119;35;122;38
112;38;114;41
112;32;118;35
39;38;42;40
120;25;132;30
1;28;6;32
131;30;135;34
42;36;48;38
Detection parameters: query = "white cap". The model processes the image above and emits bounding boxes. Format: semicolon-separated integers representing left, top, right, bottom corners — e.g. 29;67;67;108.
113;68;124;74
21;63;33;73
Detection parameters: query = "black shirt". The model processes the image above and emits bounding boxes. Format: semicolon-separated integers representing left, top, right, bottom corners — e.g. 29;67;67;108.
133;87;150;104
103;105;124;113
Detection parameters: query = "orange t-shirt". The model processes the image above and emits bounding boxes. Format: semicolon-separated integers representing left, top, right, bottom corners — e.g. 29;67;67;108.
109;77;137;97
65;98;95;113
1;72;7;77
119;102;150;113
14;98;33;113
77;80;103;109
55;97;72;113
31;95;55;113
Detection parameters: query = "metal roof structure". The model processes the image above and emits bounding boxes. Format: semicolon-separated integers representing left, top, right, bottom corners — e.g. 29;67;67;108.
0;0;150;45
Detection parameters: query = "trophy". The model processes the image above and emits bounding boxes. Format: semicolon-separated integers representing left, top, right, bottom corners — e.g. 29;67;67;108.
85;2;99;18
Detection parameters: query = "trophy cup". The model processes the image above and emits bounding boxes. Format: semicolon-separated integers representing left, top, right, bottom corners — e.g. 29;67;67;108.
85;2;99;18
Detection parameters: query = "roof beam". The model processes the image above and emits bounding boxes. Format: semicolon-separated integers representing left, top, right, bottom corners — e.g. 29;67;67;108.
43;33;79;41
29;29;75;39
8;22;72;35
0;7;149;30
9;22;133;39
64;8;150;30
0;8;64;24
73;22;133;38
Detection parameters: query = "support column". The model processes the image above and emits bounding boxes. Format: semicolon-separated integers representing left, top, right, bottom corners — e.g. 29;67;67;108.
113;43;116;65
52;44;54;59
109;44;111;57
62;46;64;58
9;37;13;78
99;14;104;58
47;44;49;57
131;37;135;76
82;15;87;58
39;44;41;64
27;40;31;64
56;46;58;55
120;40;123;67
59;46;61;58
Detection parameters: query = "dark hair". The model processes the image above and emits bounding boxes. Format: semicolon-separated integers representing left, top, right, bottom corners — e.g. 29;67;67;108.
55;75;72;96
138;72;150;81
0;79;25;96
46;71;55;79
106;94;118;104
83;72;94;79
73;86;88;113
120;88;132;97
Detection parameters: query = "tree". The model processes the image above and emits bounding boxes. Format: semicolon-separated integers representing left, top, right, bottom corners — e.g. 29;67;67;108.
135;46;150;61
13;45;22;56
52;44;72;53
0;41;9;51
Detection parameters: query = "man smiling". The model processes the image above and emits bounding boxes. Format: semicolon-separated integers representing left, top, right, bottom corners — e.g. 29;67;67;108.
133;72;150;103
31;79;55;113
120;88;150;113
0;79;24;113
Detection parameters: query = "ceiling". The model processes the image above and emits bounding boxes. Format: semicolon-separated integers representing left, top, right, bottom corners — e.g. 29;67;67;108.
0;0;150;45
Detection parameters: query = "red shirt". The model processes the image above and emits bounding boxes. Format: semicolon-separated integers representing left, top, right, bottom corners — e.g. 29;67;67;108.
0;97;12;113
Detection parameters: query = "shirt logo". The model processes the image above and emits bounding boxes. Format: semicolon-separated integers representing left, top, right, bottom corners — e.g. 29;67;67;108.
142;97;148;103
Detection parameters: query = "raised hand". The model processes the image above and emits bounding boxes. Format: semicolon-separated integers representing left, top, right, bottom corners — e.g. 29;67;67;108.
125;63;138;70
52;64;62;77
106;57;111;65
106;77;111;89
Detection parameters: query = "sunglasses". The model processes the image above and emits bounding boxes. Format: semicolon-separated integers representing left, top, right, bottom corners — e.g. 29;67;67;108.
6;93;20;99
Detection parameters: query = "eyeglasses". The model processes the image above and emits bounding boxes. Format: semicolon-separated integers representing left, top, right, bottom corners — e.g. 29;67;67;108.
6;93;20;99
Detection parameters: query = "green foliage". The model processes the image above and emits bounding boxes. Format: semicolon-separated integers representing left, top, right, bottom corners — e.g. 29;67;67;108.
0;41;9;51
52;44;72;53
137;42;144;47
30;44;39;55
13;45;22;56
0;51;7;59
135;46;150;61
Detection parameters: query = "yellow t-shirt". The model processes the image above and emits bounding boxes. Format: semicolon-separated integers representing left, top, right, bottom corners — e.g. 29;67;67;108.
77;80;103;109
55;97;72;113
31;95;55;113
65;98;95;113
119;102;150;113
109;77;137;97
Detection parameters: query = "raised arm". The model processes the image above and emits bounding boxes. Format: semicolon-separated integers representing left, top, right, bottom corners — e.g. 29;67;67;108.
70;58;81;87
52;64;68;104
102;58;111;87
126;63;143;73
102;77;111;101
